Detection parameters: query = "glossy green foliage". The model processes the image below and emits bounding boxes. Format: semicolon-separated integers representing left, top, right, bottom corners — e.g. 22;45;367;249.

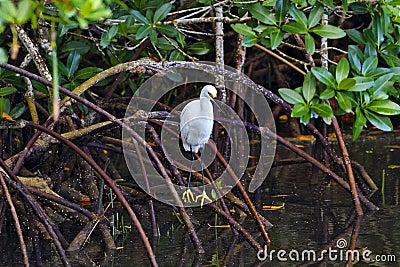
0;0;220;119
231;1;345;52
0;0;398;138
279;47;400;140
272;1;400;140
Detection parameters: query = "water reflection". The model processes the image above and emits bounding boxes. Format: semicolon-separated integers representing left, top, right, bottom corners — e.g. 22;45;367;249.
1;134;399;266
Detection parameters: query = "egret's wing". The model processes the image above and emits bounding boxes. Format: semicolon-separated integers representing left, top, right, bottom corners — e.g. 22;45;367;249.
179;98;214;153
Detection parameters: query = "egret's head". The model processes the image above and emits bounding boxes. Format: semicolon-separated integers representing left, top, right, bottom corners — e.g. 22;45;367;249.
201;85;217;99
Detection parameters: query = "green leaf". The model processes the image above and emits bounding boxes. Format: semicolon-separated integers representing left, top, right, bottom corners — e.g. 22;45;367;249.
241;35;258;47
367;100;400;115
364;42;377;57
156;24;177;37
131;10;149;24
3;98;10;114
381;54;400;68
253;24;270;33
310;25;346;39
153;3;172;22
211;189;217;200
349;2;370;13
337;78;356;90
0;98;3;119
282;22;308;34
362;29;375;45
371;13;384;47
118;22;128;37
231;24;256;36
336;58;349;83
248;3;276;25
368;68;391;79
289;5;307;26
149;29;158;44
169;50;185;61
364;109;393;131
136;24;152;40
372;73;394;96
381;7;391;33
348;77;374;92
278;88;304;104
0;86;17;97
187;42;213;55
0;0;17;22
270;29;283;49
299;113;311;124
79;0;110;20
156;37;177;51
343;0;348;12
361;56;378;76
15;0;33;25
177;32;185;47
302;72;316;103
260;26;279;37
0;48;7;63
146;9;155;24
276;0;289;24
291;0;307;6
108;25;118;40
352;107;366;140
100;32;111;48
31;80;48;95
307;5;324;28
56;58;68;78
354;106;367;127
319;88;335;99
261;39;271;48
74;67;103;81
311;67;336;88
62;41;90;55
345;29;366;44
292;102;310;117
336;91;352;112
9;102;27;119
66;50;80;78
304;33;315;54
311;102;333;118
348;45;363;73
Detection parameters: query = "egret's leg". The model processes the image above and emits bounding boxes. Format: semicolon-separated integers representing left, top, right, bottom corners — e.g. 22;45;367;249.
196;145;212;207
188;145;194;188
201;146;205;187
182;145;195;203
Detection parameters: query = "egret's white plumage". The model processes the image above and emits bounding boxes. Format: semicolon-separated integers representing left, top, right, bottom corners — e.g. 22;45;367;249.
180;85;217;153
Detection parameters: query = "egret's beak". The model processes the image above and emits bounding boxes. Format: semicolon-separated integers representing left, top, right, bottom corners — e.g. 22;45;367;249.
210;96;224;114
208;92;217;98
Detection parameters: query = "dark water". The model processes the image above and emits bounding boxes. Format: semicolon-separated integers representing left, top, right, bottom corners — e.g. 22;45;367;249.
1;133;399;266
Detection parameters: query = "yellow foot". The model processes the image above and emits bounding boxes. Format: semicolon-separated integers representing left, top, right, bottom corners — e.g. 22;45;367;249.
195;190;212;208
182;188;195;203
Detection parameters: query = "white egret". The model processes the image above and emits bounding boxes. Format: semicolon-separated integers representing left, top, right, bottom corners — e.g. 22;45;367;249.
180;85;217;206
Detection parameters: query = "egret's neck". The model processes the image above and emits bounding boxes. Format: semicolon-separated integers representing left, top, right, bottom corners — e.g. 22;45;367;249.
200;96;212;111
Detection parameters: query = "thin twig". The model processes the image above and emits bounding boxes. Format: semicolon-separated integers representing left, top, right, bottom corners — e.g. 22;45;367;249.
0;173;30;266
0;162;71;267
24;122;158;266
215;4;226;102
332;118;363;216
254;44;307;75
